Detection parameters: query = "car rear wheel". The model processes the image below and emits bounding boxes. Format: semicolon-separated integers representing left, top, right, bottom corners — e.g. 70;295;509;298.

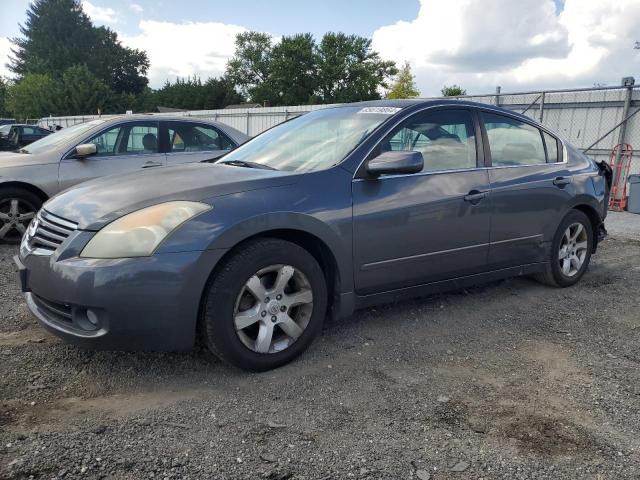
0;188;42;244
201;238;327;371
534;210;593;287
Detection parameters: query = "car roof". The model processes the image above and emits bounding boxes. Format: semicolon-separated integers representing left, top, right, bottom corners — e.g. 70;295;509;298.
99;114;225;124
329;99;536;124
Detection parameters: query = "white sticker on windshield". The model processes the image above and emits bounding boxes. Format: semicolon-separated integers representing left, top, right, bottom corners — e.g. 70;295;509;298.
358;107;402;114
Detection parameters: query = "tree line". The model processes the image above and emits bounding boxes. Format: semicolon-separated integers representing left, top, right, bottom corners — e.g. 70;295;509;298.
0;0;466;120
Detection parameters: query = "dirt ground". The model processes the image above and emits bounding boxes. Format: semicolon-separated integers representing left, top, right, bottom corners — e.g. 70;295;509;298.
1;226;639;479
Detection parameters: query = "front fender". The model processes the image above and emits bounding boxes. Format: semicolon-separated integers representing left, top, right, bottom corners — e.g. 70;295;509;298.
156;169;355;294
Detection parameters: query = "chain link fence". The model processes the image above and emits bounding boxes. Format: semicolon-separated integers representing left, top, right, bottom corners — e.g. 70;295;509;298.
38;83;640;175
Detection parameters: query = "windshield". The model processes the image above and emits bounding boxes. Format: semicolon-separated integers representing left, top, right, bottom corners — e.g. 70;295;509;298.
23;119;107;154
0;125;10;135
218;106;397;171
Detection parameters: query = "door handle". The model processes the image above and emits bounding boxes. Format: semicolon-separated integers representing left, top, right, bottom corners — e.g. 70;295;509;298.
464;190;487;204
141;161;163;169
553;176;572;186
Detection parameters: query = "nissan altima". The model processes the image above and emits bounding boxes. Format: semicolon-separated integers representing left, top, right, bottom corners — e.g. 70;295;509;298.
15;100;612;371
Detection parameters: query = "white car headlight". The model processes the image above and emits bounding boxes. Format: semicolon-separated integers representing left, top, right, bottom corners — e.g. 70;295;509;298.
80;201;212;259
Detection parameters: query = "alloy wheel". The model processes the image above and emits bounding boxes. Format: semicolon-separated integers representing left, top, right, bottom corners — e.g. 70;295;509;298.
233;264;314;354
558;222;588;277
0;198;36;243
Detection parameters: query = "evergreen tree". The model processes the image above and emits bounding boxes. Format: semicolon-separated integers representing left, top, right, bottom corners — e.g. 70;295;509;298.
9;0;149;94
386;62;420;99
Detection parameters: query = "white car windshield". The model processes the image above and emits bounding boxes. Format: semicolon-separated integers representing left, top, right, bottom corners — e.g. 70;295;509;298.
218;106;397;171
22;119;108;154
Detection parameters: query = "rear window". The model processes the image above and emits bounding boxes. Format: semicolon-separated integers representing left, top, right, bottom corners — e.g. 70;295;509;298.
483;112;546;166
543;131;560;163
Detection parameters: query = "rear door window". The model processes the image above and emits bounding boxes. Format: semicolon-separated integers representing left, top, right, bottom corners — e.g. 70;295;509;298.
482;112;546;166
167;122;234;153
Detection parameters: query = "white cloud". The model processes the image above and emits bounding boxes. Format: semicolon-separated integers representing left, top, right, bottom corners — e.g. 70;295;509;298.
372;0;640;95
120;20;246;87
82;1;118;24
0;37;14;79
129;3;144;13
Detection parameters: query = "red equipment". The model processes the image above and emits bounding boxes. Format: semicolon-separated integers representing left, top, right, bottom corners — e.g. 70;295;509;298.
608;143;633;211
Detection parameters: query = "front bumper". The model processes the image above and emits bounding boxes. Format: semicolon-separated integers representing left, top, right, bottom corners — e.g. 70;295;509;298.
15;247;226;351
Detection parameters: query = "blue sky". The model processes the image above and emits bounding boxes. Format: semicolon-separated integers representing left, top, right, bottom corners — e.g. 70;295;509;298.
0;0;420;40
1;0;637;97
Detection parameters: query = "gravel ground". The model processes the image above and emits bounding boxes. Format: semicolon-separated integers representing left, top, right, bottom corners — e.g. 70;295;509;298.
1;218;639;479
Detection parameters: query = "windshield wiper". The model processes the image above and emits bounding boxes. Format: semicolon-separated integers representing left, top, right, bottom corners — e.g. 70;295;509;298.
219;160;278;171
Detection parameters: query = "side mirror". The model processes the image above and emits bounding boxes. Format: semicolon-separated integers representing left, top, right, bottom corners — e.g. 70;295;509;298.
366;150;424;177
74;143;97;158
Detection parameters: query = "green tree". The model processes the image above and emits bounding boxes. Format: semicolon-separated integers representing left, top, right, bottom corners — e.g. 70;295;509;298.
153;76;244;111
269;33;318;105
0;78;11;117
226;32;273;100
316;32;397;103
441;84;466;96
57;64;112;115
6;73;58;118
201;77;244;109
9;0;149;94
386;62;420;99
7;65;121;118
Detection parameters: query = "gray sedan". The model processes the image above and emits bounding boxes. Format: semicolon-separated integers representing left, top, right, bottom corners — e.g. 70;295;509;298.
15;100;611;371
0;116;248;242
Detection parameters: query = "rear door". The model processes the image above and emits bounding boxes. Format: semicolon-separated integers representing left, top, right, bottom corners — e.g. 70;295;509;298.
481;111;572;269
352;108;492;295
164;121;236;166
59;120;165;190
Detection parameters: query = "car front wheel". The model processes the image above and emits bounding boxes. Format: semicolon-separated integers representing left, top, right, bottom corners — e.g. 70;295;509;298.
535;209;594;287
201;238;328;371
0;188;42;244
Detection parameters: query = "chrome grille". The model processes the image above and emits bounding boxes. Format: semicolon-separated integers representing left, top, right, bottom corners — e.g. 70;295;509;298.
26;210;78;253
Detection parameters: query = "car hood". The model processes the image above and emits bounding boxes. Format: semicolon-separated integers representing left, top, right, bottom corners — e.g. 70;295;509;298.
44;162;296;230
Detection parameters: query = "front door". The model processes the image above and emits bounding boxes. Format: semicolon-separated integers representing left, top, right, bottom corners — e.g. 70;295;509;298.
352;108;492;295
59;121;165;191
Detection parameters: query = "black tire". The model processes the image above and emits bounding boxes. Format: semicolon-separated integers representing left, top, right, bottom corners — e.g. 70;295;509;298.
0;187;43;244
534;210;594;287
201;238;328;371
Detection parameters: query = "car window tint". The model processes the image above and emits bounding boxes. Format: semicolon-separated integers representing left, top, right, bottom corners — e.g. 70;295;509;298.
543;131;559;163
383;109;477;172
125;124;159;154
168;122;233;153
87;127;122;156
22;127;37;135
483;113;546;166
86;123;159;157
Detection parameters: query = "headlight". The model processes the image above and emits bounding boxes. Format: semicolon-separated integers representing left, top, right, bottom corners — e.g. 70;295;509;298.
80;201;212;259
